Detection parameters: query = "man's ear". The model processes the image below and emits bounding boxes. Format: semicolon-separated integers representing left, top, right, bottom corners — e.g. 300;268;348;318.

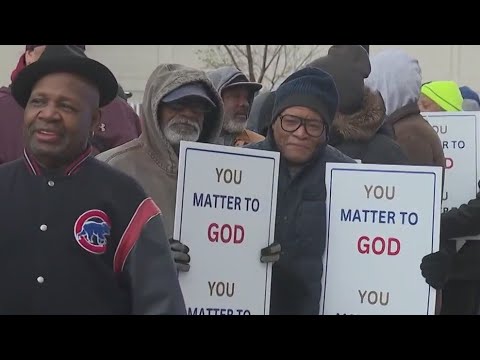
24;50;35;66
417;94;427;111
90;109;102;135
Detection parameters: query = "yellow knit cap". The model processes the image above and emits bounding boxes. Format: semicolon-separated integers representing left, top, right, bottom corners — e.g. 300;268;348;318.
421;81;463;111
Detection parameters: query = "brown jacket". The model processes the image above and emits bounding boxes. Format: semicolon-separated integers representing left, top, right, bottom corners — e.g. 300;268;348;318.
234;129;265;147
386;102;445;168
96;64;224;239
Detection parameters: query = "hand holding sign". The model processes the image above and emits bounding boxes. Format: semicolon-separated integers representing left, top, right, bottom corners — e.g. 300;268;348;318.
171;237;280;274
420;251;453;289
169;238;190;272
260;242;281;263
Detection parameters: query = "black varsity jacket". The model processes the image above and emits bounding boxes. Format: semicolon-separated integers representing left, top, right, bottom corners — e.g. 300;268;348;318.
0;147;186;315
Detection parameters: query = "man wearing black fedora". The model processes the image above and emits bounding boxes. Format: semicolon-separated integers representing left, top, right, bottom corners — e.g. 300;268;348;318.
0;45;142;165
0;45;186;315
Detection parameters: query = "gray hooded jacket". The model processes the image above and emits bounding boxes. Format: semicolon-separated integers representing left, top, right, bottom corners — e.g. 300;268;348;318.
97;64;224;239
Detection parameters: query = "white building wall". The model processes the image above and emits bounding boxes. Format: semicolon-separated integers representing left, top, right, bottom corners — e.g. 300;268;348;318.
1;45;480;105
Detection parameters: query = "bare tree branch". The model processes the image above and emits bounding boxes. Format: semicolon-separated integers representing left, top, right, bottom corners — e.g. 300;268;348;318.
257;45;269;84
264;45;284;72
271;45;289;86
223;45;240;69
197;45;327;89
295;45;322;69
269;50;282;90
233;45;249;59
246;45;255;81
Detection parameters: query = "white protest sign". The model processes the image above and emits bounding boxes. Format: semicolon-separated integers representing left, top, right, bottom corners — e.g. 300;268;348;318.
173;141;280;315
423;111;480;243
320;163;442;315
423;112;480;213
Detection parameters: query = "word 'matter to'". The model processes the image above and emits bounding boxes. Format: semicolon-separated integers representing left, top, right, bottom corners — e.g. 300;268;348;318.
341;185;418;225
188;308;251;315
340;209;418;225
442;140;465;149
193;193;260;212
193;167;261;212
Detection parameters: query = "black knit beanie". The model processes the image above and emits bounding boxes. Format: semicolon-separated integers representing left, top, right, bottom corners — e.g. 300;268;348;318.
308;45;370;114
271;67;338;126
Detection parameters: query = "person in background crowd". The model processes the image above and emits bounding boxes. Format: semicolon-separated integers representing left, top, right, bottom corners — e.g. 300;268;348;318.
418;81;463;112
308;45;408;164
421;182;480;314
96;63;224;271
247;90;275;137
365;49;445;168
460;86;480;111
207;66;264;146
246;67;355;314
417;83;478;315
0;45;185;315
0;45;142;164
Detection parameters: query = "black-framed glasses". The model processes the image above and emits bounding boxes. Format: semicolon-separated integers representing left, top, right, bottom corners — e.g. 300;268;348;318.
279;114;326;137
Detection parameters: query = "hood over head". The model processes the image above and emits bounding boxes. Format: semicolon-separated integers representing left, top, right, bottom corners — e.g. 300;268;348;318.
365;48;422;116
141;63;224;163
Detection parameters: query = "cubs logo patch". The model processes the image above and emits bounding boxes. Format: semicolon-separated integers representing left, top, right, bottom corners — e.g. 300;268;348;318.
74;209;111;254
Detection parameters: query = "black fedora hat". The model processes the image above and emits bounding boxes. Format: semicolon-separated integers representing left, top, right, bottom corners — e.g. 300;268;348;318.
12;45;118;108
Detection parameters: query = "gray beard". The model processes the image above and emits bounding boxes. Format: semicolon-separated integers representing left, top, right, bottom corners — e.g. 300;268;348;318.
222;113;247;134
163;117;202;147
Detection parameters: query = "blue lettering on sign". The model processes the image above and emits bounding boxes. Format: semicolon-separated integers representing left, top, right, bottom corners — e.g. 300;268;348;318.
187;307;251;315
193;192;242;211
340;209;396;224
339;209;420;226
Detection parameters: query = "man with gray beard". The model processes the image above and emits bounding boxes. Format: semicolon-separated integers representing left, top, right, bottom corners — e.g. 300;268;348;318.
208;66;265;146
96;64;224;246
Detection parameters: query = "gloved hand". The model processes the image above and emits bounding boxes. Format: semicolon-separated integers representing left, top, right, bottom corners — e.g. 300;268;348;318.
260;242;281;263
169;238;190;272
420;250;453;289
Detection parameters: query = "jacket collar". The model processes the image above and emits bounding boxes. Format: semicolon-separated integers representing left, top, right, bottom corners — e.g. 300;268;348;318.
23;145;92;176
386;102;420;125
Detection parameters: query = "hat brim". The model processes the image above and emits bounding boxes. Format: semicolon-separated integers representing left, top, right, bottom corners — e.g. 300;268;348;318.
224;81;263;93
11;56;118;108
162;83;216;108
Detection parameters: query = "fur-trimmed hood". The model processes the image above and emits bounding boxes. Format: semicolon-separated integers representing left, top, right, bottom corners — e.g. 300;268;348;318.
331;87;385;142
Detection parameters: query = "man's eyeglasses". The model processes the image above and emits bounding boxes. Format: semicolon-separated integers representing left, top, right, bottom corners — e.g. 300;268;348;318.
279;114;326;138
